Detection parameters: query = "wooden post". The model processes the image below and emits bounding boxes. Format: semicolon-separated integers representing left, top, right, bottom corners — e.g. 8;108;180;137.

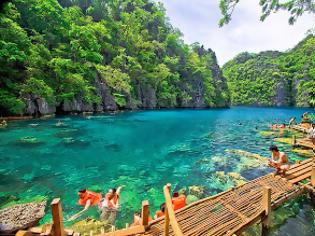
164;202;170;236
164;184;171;236
163;184;184;236
141;200;150;226
311;167;315;187
262;186;271;234
51;198;65;236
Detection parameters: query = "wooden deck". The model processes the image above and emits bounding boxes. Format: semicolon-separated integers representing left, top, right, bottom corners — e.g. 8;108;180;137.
290;124;311;134
294;138;315;150
103;158;315;236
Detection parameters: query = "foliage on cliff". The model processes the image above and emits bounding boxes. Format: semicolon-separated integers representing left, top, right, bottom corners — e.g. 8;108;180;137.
222;35;315;107
0;0;229;116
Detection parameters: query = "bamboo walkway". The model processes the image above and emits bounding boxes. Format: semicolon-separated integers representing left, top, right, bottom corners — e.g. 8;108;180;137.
102;159;315;236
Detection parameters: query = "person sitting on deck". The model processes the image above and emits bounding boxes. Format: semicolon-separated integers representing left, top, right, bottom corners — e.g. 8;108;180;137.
154;203;166;219
100;186;123;223
172;192;186;211
131;211;153;226
268;145;289;176
68;189;102;221
307;123;315;145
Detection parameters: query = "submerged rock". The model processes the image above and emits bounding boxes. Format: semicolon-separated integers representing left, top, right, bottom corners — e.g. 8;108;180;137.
292;148;314;157
213;171;247;187
188;185;205;198
71;218;111;235
274;137;294;145
0;201;46;234
185;195;199;205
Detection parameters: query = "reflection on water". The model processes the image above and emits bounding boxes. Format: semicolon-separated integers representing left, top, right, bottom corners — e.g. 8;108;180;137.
0;107;314;233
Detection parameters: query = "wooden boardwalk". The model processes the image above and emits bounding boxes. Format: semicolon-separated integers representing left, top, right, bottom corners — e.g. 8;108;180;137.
103;159;315;236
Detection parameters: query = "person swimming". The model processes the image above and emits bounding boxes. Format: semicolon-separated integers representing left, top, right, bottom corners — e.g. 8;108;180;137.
99;186;123;223
68;189;102;221
268;145;289;176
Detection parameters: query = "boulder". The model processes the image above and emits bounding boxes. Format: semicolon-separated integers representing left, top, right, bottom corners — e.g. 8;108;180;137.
0;201;46;234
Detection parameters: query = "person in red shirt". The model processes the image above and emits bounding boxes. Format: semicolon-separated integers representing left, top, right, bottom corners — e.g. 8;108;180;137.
68;189;102;221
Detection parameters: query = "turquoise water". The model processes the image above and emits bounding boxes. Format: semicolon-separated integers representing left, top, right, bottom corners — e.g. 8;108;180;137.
0;107;314;234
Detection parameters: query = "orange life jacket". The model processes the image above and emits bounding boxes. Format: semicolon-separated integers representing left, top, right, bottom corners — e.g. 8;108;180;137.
105;193;119;208
78;190;102;206
172;195;186;211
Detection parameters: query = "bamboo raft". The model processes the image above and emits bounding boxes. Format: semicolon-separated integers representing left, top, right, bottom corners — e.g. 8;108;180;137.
102;159;315;236
294;138;315;150
290;124;311;134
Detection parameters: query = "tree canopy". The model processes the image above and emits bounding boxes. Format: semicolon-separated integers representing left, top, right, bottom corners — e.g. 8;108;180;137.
219;0;315;26
0;0;229;116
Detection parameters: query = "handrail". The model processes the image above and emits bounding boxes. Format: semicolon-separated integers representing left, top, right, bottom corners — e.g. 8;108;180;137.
163;184;184;236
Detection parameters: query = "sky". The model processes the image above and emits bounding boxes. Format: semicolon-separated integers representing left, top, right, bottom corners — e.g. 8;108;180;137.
156;0;315;65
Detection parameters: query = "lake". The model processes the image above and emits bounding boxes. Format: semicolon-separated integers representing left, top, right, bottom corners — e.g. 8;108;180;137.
0;107;314;235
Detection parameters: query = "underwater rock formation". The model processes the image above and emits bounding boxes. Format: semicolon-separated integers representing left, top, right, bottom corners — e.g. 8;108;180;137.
214;171;247;187
274;137;294;145
185;195;199;205
188;186;205;198
0;201;46;234
71;218;111;235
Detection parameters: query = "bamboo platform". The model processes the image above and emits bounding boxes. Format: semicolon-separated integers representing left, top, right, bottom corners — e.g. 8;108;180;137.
294;138;315;150
102;158;315;236
290;124;311;134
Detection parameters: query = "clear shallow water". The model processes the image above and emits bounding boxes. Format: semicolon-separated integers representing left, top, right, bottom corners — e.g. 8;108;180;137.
0;107;314;234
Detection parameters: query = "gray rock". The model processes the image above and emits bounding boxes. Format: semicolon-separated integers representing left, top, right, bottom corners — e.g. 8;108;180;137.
94;76;117;111
25;95;55;116
62;99;93;112
0;201;46;234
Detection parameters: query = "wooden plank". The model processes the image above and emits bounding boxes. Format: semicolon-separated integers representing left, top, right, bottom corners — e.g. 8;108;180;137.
16;230;33;236
311;167;315;187
141;200;149;226
289;172;311;184
286;166;313;180
51;198;65;236
163;184;183;236
285;161;313;176
262;187;271;229
100;226;145;236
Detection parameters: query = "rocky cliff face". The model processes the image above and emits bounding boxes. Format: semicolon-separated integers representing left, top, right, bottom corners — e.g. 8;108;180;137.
222;36;315;108
22;47;229;116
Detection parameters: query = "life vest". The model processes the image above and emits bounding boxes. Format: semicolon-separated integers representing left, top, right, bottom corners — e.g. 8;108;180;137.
155;210;165;219
172;195;186;211
78;190;102;206
105;193;119;208
280;124;286;129
272;124;278;129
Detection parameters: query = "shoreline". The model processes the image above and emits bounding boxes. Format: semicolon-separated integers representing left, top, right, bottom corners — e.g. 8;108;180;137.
0;106;313;123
